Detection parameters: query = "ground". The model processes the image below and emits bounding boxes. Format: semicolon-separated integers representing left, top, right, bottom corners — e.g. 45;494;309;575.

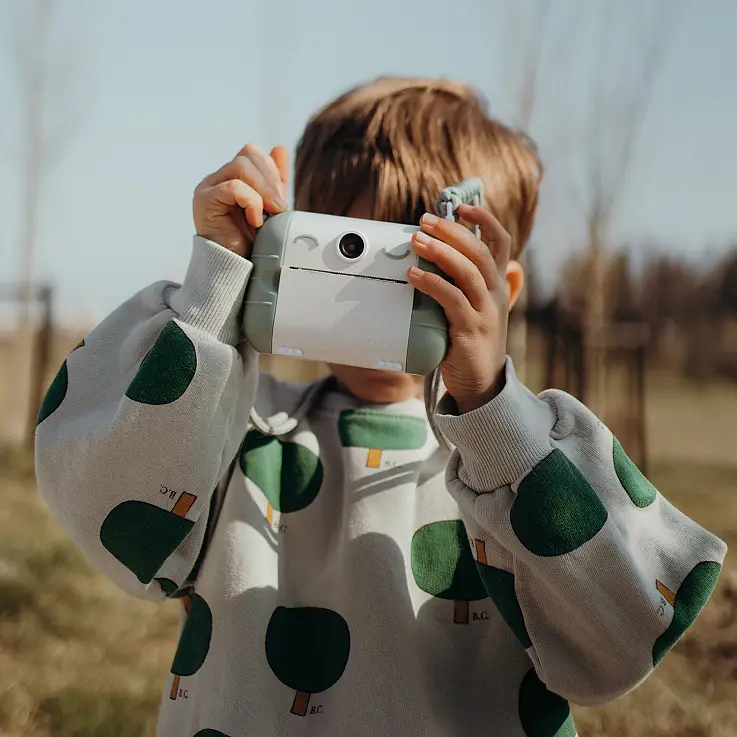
0;354;735;737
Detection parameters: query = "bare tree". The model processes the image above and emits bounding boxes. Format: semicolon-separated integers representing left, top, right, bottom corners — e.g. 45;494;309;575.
11;0;87;333
7;0;89;440
498;0;556;382
574;1;679;415
486;1;678;404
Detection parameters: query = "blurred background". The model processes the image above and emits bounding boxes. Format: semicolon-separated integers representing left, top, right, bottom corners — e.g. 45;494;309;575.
0;0;735;735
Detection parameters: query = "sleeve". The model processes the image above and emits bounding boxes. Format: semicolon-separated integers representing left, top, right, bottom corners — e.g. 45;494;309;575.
434;357;727;707
35;236;260;602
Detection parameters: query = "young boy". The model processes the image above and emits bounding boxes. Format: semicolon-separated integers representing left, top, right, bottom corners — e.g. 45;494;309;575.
35;77;726;737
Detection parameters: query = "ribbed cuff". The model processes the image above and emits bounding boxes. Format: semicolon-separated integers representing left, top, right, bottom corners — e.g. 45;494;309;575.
434;357;555;492
167;236;253;345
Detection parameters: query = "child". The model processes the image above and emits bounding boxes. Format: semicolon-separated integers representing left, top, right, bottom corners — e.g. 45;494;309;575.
35;77;726;737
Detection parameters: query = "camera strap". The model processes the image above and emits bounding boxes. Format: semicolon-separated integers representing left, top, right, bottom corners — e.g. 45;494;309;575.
434;178;484;238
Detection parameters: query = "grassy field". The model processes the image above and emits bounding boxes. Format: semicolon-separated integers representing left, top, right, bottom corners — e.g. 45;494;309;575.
0;343;736;736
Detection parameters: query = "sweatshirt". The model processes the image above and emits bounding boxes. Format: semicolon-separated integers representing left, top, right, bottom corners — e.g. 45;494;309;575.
35;236;727;737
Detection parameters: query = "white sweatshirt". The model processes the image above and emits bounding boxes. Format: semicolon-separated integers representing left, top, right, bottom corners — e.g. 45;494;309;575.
35;236;726;737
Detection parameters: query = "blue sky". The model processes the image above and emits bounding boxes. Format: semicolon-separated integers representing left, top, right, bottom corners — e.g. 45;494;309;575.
0;0;736;322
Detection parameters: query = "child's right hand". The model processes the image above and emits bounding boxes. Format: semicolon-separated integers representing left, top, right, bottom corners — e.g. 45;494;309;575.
193;144;290;258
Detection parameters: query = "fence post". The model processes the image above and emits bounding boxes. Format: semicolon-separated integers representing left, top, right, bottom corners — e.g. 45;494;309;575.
543;298;558;389
635;335;648;477
26;284;53;446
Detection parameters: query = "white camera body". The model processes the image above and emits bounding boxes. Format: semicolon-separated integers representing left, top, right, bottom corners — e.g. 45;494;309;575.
242;211;449;374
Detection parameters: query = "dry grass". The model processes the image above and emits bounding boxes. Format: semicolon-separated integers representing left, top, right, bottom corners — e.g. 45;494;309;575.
573;459;737;737
0;449;179;737
1;451;735;737
0;336;735;736
644;370;737;467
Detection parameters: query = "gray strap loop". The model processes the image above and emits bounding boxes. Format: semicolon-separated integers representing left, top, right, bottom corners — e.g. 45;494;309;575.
248;374;337;438
434;177;484;239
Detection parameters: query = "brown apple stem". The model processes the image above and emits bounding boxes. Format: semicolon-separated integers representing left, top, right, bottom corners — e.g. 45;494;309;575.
291;690;311;716
454;600;469;624
169;674;181;700
266;504;274;526
656;580;676;606
172;492;197;517
366;448;382;468
475;539;488;565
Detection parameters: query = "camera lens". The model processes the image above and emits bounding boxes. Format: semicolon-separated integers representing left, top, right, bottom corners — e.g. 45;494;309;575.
338;232;365;260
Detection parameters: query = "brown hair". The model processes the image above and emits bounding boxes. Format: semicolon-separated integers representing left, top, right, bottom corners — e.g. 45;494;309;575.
294;76;543;258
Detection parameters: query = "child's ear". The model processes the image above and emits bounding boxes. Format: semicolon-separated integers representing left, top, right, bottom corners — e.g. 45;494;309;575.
505;260;525;309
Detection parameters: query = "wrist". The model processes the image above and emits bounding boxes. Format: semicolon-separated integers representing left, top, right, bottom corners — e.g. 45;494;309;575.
195;232;250;259
167;236;253;344
453;369;507;415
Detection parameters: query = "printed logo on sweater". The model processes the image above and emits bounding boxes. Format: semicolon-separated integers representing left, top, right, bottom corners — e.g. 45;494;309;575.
99;491;198;584
265;605;351;717
338;409;427;471
168;593;212;701
411;520;488;624
239;429;323;529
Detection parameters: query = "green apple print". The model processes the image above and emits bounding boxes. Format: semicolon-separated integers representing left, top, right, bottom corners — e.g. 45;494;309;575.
652;560;721;666
265;605;350;716
100;491;197;584
36;338;84;426
37;361;68;426
612;437;658;508
338;409;427;469
169;594;213;700
518;668;576;737
125;320;197;405
472;539;532;649
510;450;607;557
239;429;323;526
411;520;488;624
154;489;219;599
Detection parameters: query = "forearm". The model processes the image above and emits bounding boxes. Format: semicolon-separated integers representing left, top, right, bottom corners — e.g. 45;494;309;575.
35;236;259;599
436;359;727;704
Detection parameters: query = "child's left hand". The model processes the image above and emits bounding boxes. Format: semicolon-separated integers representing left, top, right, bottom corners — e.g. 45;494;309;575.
408;205;511;415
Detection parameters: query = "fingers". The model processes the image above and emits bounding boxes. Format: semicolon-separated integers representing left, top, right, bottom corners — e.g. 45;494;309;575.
407;265;477;333
411;230;490;312
197;179;264;228
209;179;265;228
240;143;285;199
235;142;289;202
417;213;500;291
270;146;290;192
456;205;512;272
204;146;287;214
